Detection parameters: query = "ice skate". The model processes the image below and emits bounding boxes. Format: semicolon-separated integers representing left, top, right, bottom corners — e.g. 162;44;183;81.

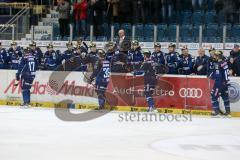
211;110;221;118
20;103;31;109
223;111;232;118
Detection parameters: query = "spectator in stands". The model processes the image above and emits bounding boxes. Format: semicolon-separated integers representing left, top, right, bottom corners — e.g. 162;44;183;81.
116;29;129;50
73;0;88;37
152;0;161;23
106;0;119;24
57;0;70;40
215;0;239;23
193;47;209;75
228;44;240;76
207;0;216;10
87;0;106;37
180;0;192;10
79;0;88;37
118;0;133;23
192;0;206;10
173;0;182;20
161;0;173;23
132;0;144;23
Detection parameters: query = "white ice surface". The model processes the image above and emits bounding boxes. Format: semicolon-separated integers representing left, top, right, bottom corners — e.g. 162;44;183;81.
0;106;239;160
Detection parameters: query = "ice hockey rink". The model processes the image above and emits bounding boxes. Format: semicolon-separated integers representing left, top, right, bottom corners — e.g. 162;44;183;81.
0;106;240;160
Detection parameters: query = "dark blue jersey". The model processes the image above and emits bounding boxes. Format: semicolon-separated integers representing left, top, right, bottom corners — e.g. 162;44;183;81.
85;51;98;68
17;53;38;78
165;51;180;74
111;51;128;73
194;55;209;75
31;47;43;65
0;48;9;69
127;48;144;71
63;49;74;60
74;44;88;54
207;57;215;77
44;50;60;70
178;54;195;75
151;51;166;74
91;59;111;86
209;60;229;87
105;51;115;62
140;59;157;86
151;51;165;65
8;47;23;70
68;52;87;71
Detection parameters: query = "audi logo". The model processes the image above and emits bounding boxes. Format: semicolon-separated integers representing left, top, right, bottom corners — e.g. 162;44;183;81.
179;88;203;99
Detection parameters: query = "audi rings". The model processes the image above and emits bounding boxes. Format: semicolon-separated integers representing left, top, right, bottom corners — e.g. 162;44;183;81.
179;88;203;98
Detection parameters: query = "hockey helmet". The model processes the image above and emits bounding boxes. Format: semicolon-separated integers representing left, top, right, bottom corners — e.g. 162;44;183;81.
10;41;17;46
154;42;161;48
168;43;176;48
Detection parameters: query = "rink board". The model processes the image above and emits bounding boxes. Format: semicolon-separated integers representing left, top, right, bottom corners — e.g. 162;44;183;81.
0;70;240;117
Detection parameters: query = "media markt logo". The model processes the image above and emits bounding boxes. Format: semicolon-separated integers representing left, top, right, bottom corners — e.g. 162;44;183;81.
4;79;95;97
228;82;240;103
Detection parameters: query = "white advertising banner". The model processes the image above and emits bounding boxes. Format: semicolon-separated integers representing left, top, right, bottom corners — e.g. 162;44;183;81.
0;70;240;113
0;70;98;105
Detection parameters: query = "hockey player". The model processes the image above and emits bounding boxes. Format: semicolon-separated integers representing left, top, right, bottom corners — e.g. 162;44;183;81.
209;50;231;117
111;51;128;73
105;41;116;62
140;50;157;112
8;41;23;70
193;47;209;75
63;41;74;60
89;49;110;110
151;42;166;74
0;42;9;69
44;44;61;70
111;40;128;73
16;48;37;108
127;40;144;72
67;45;87;71
76;38;88;53
29;41;43;66
228;44;240;76
207;48;216;76
165;43;180;74
84;42;99;72
178;46;194;75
